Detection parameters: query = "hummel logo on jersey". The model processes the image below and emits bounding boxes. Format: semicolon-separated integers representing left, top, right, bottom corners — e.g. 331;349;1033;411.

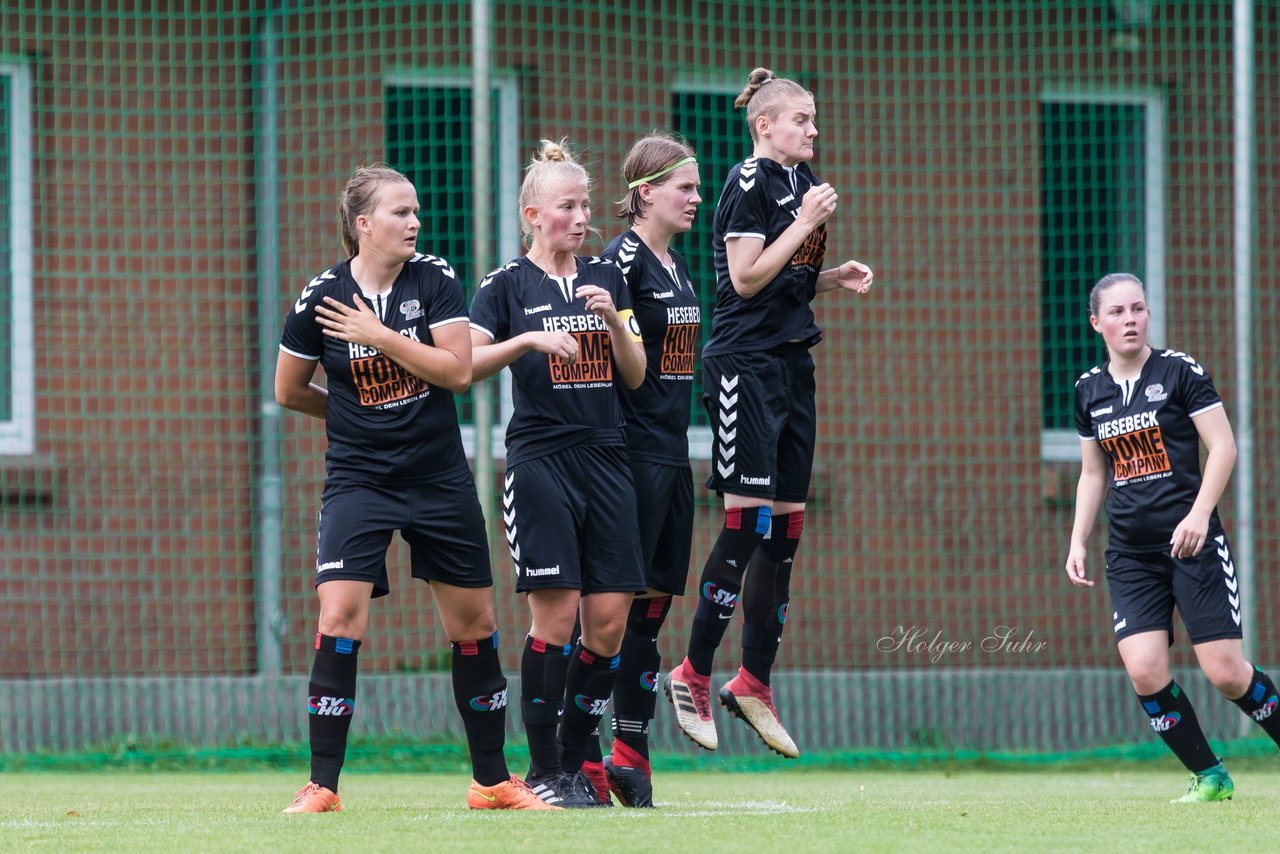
415;253;457;279
740;475;772;486
524;303;553;315
1216;535;1241;625
775;193;795;206
524;565;560;578
739;158;758;192
317;560;344;572
1162;350;1205;376
653;290;675;299
309;695;354;716
479;261;519;289
1090;406;1113;417
1076;365;1103;386
717;367;740;477
1149;712;1181;732
616;237;638;274
294;270;335;314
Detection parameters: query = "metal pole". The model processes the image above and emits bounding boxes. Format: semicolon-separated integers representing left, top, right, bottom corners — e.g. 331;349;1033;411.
472;0;494;524
253;6;284;675
1233;0;1256;731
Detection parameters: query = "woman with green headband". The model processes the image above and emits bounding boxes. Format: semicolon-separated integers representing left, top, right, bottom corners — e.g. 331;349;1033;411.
596;132;703;807
664;66;874;761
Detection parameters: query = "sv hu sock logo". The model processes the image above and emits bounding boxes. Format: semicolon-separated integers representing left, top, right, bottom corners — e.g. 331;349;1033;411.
469;688;509;712
1251;695;1279;722
574;695;610;716
308;695;354;716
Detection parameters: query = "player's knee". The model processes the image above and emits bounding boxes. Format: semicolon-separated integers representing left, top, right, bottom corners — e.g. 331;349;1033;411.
316;614;366;640
1124;660;1172;696
583;617;627;657
316;606;367;639
529;601;578;646
1202;659;1253;698
450;615;497;643
441;593;497;641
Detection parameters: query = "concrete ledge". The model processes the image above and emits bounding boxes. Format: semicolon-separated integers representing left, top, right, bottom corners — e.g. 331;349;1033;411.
0;669;1250;755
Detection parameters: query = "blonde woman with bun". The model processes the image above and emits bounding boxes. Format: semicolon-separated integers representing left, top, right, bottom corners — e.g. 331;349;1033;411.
470;140;647;808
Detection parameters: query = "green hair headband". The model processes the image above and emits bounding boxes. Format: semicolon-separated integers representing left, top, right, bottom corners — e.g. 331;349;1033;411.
627;156;697;189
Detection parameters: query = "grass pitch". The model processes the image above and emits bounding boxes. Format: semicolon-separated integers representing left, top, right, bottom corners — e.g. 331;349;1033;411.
2;768;1276;853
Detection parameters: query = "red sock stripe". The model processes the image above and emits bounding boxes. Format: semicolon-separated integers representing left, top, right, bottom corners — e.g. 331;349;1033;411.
579;647;596;665
646;597;669;619
787;510;805;539
530;636;548;654
725;507;743;530
457;639;479;656
314;633;322;650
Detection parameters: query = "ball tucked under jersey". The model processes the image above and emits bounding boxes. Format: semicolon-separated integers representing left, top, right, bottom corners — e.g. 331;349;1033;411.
1074;349;1225;552
601;229;701;466
280;254;470;485
468;255;640;467
703;156;827;358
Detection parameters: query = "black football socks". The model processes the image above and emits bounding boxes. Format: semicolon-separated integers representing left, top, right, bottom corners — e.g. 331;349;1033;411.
611;595;672;762
687;506;771;675
520;634;572;777
451;632;510;786
741;510;803;685
1232;665;1280;746
308;634;361;792
1138;680;1218;773
559;644;620;774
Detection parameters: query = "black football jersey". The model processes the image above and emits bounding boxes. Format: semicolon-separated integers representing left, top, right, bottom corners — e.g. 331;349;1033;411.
469;255;637;467
279;254;470;484
601;230;701;466
702;156;826;357
1074;349;1225;552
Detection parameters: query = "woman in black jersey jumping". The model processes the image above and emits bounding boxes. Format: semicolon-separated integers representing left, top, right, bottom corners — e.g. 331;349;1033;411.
1067;272;1280;802
663;67;874;760
276;165;553;813
469;140;647;808
596;133;703;806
